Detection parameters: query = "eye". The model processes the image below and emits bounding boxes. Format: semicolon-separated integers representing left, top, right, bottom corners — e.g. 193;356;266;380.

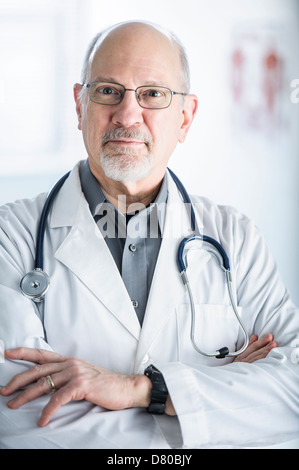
149;90;162;97
96;86;120;96
143;88;163;98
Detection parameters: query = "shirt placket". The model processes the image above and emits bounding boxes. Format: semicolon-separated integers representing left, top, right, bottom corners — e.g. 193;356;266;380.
122;211;148;325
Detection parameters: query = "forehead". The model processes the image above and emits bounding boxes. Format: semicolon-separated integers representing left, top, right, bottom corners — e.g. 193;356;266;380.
88;23;182;86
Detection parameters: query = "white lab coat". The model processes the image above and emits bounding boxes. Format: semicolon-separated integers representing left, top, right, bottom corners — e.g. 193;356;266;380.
0;161;298;449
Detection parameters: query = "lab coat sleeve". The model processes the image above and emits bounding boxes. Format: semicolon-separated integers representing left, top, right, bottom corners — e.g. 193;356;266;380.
158;213;299;448
0;199;53;385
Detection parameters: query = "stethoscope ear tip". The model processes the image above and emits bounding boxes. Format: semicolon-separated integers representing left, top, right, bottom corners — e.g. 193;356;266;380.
216;347;230;359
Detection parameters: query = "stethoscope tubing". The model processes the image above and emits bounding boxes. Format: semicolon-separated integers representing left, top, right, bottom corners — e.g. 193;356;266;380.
19;172;70;302
182;267;249;358
19;167;249;357
35;171;71;270
178;235;230;272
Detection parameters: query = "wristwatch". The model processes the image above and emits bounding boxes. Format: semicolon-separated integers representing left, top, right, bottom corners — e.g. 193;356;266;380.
144;364;168;414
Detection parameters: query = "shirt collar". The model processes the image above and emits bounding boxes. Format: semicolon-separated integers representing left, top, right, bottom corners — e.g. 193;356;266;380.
80;159;106;216
79;159;168;231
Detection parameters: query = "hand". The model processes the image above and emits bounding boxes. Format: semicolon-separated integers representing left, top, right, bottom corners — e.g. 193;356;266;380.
233;334;277;363
0;348;151;427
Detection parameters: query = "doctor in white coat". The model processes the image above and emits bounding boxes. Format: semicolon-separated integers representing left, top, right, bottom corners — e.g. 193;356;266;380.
0;21;298;449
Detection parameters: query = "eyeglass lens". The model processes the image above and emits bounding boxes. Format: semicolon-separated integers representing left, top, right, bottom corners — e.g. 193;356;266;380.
87;82;172;109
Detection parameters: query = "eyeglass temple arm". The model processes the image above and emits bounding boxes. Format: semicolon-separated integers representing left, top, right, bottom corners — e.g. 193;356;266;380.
172;91;188;96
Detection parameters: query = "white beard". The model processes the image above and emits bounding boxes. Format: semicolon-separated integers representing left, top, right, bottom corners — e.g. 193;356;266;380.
100;147;153;184
100;127;154;183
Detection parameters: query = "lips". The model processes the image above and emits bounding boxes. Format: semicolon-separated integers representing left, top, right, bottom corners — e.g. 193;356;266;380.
102;128;153;150
106;139;145;145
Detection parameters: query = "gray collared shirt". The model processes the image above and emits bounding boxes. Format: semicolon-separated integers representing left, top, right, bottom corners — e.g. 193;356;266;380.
80;160;168;325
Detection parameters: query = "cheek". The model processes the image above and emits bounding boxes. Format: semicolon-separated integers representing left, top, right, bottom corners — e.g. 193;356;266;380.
150;113;182;151
82;111;108;145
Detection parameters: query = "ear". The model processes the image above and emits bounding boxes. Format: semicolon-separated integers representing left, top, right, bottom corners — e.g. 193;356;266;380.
178;94;198;143
73;83;83;130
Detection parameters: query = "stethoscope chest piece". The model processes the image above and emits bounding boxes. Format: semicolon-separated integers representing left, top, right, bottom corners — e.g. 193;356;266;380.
20;268;50;302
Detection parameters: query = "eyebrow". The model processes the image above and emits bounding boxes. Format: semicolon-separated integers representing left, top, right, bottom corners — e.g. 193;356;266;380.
91;76;118;83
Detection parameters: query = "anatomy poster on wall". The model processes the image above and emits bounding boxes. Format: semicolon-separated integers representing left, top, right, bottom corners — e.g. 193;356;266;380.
230;22;294;137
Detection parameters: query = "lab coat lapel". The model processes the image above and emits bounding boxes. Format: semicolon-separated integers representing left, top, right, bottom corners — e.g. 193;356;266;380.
135;171;200;368
49;164;140;340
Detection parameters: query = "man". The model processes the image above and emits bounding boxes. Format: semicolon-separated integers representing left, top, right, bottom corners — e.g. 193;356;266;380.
0;21;298;449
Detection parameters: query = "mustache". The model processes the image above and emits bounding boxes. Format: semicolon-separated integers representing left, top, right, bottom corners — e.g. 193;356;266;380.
101;127;153;148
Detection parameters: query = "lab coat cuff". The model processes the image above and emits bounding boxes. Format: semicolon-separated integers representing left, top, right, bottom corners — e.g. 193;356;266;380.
157;362;210;448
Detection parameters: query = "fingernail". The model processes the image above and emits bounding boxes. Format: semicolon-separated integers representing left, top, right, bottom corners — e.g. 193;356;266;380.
263;334;272;340
37;418;47;427
7;399;16;408
4;349;17;357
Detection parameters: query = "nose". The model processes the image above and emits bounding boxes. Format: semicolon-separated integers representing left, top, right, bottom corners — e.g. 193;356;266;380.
111;89;144;128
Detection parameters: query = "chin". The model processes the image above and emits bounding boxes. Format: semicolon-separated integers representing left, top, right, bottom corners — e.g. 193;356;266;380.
100;152;152;184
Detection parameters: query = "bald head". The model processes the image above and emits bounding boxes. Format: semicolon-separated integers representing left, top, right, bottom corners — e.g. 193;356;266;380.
80;21;190;93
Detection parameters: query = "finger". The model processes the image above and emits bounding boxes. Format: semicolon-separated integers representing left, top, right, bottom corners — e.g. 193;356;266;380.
234;335;258;361
6;374;58;409
234;334;274;362
245;334;274;355
5;348;66;364
237;341;277;363
249;334;258;344
250;334;274;349
244;341;277;363
37;385;75;427
245;335;275;357
0;362;63;396
258;334;274;344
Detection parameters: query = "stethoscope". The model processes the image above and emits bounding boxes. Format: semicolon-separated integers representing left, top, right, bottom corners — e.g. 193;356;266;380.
20;168;249;359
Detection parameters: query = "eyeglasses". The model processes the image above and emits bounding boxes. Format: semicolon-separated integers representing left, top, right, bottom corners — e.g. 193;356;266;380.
81;81;187;109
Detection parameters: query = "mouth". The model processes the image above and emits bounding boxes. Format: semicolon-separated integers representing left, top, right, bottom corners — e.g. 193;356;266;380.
102;128;153;151
106;139;146;147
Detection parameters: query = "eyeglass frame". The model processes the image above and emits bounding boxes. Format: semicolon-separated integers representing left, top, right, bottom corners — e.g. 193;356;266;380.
80;81;188;109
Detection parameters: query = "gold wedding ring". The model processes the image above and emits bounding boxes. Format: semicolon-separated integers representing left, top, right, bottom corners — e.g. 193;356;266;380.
46;375;55;391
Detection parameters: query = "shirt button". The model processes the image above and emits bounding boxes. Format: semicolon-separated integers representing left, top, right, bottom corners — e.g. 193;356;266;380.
129;244;137;253
141;354;149;364
132;300;139;308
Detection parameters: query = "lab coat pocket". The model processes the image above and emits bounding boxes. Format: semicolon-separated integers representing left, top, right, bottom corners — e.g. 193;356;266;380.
176;304;242;366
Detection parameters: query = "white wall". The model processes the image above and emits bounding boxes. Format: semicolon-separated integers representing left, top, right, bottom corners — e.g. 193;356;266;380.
0;0;298;303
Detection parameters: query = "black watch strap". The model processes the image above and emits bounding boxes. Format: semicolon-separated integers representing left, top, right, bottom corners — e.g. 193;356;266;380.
144;364;168;414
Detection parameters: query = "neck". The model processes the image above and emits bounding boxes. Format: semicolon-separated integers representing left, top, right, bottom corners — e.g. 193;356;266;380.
102;180;162;214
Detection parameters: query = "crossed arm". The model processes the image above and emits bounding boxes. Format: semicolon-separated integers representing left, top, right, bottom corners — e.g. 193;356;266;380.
0;334;276;426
